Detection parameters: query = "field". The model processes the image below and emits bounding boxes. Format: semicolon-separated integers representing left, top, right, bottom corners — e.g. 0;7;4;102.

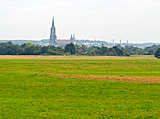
0;56;160;118
130;55;156;58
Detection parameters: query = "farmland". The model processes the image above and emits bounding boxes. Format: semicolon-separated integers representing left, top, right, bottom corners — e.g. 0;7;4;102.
0;56;160;118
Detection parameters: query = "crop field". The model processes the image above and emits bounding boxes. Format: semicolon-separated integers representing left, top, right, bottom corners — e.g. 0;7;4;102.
0;56;160;118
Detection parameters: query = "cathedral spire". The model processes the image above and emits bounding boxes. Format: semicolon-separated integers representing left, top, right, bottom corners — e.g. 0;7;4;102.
52;16;55;27
49;16;57;46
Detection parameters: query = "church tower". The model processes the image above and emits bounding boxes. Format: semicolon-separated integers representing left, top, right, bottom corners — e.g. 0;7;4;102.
70;34;76;45
49;16;57;46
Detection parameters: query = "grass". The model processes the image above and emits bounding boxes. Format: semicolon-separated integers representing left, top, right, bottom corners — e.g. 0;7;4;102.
130;55;155;58
0;59;160;77
0;59;160;118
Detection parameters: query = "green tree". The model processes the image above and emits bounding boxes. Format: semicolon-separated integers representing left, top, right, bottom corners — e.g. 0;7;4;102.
99;46;109;55
148;49;154;55
81;44;87;53
113;46;122;56
41;46;49;54
155;48;160;58
65;43;75;55
21;43;40;55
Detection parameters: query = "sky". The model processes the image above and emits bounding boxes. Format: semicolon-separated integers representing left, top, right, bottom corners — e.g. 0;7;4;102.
0;0;160;43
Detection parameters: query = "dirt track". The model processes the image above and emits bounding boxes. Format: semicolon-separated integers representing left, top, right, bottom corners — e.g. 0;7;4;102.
0;55;157;60
42;74;160;84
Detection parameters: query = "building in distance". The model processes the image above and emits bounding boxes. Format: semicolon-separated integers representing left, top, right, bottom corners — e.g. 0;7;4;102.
49;17;76;47
49;16;57;46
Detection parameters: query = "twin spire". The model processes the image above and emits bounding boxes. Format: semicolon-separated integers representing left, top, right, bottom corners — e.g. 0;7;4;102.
71;34;75;39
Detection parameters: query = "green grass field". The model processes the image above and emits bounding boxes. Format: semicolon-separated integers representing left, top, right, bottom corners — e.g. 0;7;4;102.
130;55;155;58
0;59;160;118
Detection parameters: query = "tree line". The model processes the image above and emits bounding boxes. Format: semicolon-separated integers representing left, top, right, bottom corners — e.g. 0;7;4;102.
0;41;160;58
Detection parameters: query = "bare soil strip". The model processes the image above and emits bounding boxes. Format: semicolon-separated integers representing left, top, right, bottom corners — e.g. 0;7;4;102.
0;55;157;60
42;74;160;84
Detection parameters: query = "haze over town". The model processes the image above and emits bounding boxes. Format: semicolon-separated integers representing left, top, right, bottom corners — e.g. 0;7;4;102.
0;0;160;43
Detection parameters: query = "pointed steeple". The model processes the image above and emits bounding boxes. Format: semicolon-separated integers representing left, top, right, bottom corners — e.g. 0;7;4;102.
70;33;76;45
49;16;57;46
52;16;55;27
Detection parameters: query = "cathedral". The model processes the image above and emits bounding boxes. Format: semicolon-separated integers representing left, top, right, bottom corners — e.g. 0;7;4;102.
49;17;76;47
49;17;57;46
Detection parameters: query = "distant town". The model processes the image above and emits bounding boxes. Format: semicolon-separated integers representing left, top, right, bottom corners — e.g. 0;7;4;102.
0;39;160;48
0;17;160;48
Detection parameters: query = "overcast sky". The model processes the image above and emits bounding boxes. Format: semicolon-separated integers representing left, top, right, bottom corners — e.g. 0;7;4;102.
0;0;160;43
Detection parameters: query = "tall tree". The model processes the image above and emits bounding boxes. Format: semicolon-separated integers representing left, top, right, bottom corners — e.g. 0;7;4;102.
65;43;75;54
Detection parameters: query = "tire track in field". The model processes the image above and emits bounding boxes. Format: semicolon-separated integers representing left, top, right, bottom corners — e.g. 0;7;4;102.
42;74;160;84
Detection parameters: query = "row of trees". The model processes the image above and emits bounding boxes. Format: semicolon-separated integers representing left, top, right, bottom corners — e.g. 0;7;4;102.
75;44;160;57
0;42;64;55
0;41;160;58
124;45;159;55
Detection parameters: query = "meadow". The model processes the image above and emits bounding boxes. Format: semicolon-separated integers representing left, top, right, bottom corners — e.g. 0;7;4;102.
130;55;155;58
0;57;160;118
